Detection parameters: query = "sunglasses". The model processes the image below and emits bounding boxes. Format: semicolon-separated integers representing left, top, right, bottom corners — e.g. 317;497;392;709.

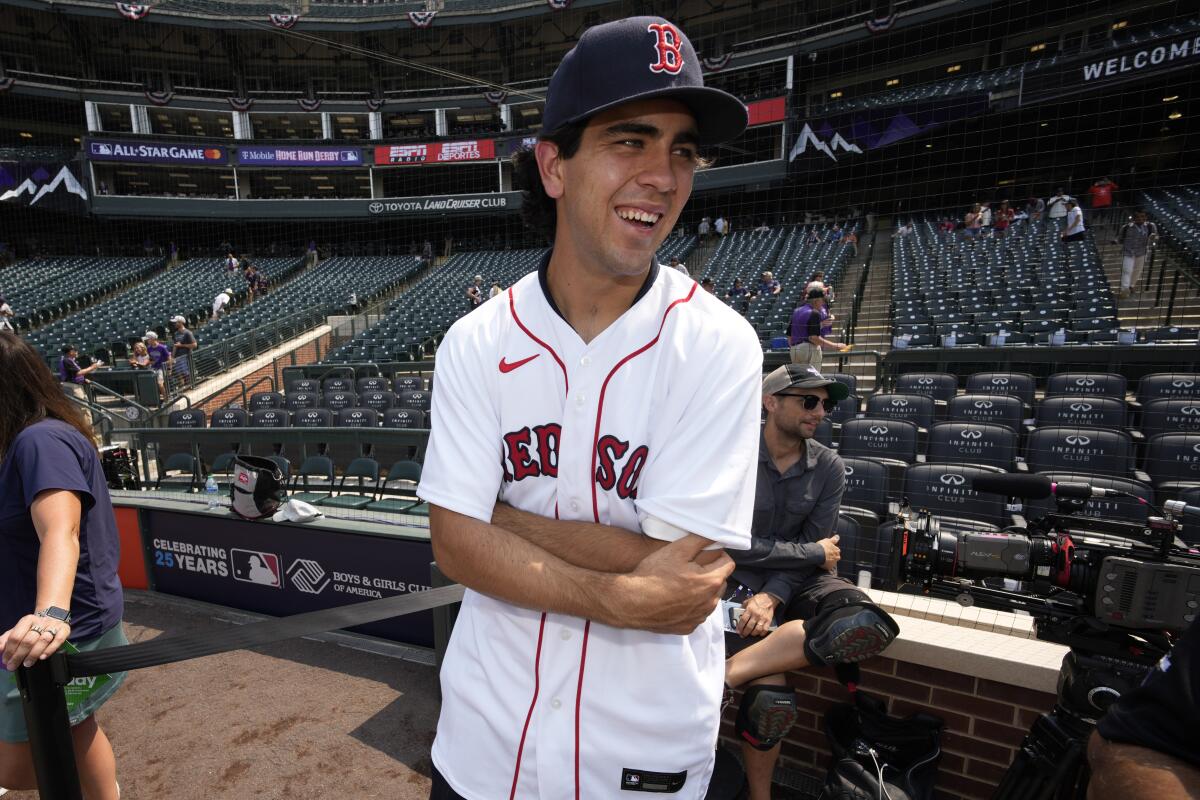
776;393;837;413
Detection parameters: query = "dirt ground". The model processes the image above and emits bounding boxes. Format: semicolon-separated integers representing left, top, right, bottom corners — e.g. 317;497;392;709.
6;590;441;799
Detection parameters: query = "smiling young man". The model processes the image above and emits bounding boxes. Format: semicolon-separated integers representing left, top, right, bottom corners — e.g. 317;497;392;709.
416;16;762;800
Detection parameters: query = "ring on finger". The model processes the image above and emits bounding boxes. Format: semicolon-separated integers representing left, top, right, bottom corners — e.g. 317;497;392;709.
29;625;43;634
44;628;57;637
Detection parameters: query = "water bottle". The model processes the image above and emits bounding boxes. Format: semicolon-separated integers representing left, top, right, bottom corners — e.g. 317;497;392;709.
205;475;220;510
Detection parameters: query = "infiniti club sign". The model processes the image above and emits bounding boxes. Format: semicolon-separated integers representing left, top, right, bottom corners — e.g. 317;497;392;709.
367;192;520;216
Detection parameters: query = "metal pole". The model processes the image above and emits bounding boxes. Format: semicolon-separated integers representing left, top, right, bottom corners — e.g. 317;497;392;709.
1165;268;1182;326
1155;252;1168;306
17;657;84;800
1144;247;1157;294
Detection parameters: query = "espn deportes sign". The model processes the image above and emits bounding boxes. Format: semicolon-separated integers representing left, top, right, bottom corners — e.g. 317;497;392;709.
374;139;496;165
367;192;518;215
87;139;229;165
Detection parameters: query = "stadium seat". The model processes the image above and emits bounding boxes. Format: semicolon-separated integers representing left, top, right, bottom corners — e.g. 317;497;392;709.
926;422;1019;472
965;372;1036;408
1044;372;1127;400
864;393;936;431
838;418;920;486
367;460;423;513
323;377;354;393
394;376;425;393
1141;399;1200;440
839;457;892;524
292;408;334;458
286;391;320;411
357;376;390;394
1144;326;1199;343
155;452;202;492
1035;396;1128;431
383;408;426;429
829;395;860;426
902;463;1009;531
1137;373;1200;405
168;409;206;429
206;408;249;466
317;457;381;510
323;391;357;411
290;455;335;505
250;409;290;428
360;391;398;411
813;418;835;448
287;379;320;394
399;390;432;412
825;373;858;396
1024;426;1140;480
948;394;1025;433
894;373;957;404
1143;433;1200;493
250;391;284;410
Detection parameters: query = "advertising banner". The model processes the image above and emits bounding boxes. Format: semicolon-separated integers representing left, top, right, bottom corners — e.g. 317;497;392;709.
236;146;364;167
1021;32;1200;105
86;139;229;165
367;192;519;215
0;161;87;212
374;139;496;166
144;510;436;647
747;97;787;127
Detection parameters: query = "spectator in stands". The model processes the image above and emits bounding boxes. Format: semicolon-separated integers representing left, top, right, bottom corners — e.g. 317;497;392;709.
757;271;781;297
963;204;982;241
126;342;151;370
721;364;895;800
1047;187;1074;220
465;275;484;312
894;221;914;238
169;316;196;388
243;263;258;302
806;228;821;244
1026;195;1046;221
979;202;993;233
726;278;752;312
0;296;13;332
669;256;689;276
993;201;1014;236
423;240;434;261
1061;199;1087;243
829;224;844;242
143;331;171;403
0;333;128;800
806;271;834;304
843;228;859;258
789;290;849;370
715;214;729;237
224;252;239;273
1088;176;1119;226
305;241;318;268
489;282;503;300
211;288;232;321
57;345;101;401
168;241;179;265
755;221;771;233
253;270;269;298
700;277;715;293
1115;209;1159;298
698;216;712;240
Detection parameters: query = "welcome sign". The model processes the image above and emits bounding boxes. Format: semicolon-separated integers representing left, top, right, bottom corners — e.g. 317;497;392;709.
1021;32;1200;104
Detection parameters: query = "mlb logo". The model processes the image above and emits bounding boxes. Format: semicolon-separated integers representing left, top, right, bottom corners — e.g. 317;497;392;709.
230;548;281;588
237;472;250;484
92;143;113;155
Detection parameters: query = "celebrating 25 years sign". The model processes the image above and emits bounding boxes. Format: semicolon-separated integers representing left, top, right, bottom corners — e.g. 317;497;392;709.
143;510;436;647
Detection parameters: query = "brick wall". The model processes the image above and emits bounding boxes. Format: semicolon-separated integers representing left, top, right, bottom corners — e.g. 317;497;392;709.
719;655;1057;799
196;331;333;417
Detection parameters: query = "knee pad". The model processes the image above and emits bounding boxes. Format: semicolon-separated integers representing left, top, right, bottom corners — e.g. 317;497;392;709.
803;595;899;667
734;684;798;752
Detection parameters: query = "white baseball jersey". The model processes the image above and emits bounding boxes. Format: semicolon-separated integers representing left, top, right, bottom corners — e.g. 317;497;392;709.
418;258;762;799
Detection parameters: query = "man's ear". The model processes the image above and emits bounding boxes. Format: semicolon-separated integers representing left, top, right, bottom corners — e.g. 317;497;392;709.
535;140;566;200
762;394;777;415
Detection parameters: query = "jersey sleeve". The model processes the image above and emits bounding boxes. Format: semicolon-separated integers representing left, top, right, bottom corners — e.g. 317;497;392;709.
11;427;96;511
634;320;762;549
417;321;504;523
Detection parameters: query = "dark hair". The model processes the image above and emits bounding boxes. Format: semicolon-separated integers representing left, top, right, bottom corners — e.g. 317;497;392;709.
0;333;95;457
512;122;586;243
62;344;76;355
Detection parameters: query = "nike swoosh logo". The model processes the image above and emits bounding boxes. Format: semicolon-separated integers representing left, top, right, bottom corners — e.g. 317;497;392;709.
499;354;540;373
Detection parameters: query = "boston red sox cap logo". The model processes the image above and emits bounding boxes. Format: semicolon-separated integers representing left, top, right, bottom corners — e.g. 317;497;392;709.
647;22;684;75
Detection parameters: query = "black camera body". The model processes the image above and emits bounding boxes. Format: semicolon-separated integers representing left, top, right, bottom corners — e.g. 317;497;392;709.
888;503;1200;639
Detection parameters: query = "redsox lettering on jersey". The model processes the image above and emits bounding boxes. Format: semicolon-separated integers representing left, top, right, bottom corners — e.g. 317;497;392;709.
502;423;647;502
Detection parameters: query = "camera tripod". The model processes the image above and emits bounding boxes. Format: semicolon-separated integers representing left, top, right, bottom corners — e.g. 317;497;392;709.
991;628;1166;800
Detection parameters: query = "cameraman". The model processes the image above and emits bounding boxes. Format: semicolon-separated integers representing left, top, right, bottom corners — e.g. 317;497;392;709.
1087;616;1200;798
723;365;898;800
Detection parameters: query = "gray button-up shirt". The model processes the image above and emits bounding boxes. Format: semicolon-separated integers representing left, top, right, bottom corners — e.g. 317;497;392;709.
729;432;846;606
1119;221;1158;258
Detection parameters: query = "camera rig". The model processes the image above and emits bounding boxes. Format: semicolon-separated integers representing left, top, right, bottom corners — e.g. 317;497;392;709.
885;484;1200;800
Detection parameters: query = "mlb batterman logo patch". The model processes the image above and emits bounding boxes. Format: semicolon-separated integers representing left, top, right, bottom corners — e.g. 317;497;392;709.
647;22;684;75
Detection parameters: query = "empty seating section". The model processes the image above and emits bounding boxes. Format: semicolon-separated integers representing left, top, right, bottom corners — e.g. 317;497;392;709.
24;256;299;361
891;216;1128;348
0;256;161;332
201;256;421;344
1141;187;1200;267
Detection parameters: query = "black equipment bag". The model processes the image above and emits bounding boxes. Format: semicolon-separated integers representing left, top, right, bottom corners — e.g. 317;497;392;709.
821;690;943;800
230;455;286;520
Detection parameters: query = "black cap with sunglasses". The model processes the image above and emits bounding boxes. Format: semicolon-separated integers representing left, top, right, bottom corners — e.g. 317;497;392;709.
762;364;850;407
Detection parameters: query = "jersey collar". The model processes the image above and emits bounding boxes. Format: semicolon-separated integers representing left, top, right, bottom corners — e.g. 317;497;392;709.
537;249;660;323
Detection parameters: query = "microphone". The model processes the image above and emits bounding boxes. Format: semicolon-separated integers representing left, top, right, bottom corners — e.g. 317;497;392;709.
971;473;1119;499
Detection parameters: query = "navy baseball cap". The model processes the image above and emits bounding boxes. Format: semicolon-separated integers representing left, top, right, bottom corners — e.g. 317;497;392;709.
541;16;748;145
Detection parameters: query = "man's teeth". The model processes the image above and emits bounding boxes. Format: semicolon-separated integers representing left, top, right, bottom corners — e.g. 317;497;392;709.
618;209;661;224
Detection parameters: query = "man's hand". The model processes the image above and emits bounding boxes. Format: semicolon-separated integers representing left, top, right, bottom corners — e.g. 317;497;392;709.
818;534;841;572
606;535;734;635
736;592;780;638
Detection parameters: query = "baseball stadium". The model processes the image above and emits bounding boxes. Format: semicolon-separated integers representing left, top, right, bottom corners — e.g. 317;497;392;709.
1;0;1198;798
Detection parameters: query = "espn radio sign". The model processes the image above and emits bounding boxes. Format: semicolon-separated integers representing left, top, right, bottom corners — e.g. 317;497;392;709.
375;139;496;166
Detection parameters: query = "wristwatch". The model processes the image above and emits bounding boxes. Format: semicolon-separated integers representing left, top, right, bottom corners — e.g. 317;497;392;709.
36;606;71;624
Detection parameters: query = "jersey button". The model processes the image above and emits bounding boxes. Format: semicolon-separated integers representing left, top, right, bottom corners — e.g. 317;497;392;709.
560;629;571;640
580;356;592;367
551;698;562;710
570;500;580;512
575;392;586;406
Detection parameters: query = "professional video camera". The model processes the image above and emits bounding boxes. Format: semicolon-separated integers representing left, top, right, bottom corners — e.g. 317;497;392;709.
885;472;1200;800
